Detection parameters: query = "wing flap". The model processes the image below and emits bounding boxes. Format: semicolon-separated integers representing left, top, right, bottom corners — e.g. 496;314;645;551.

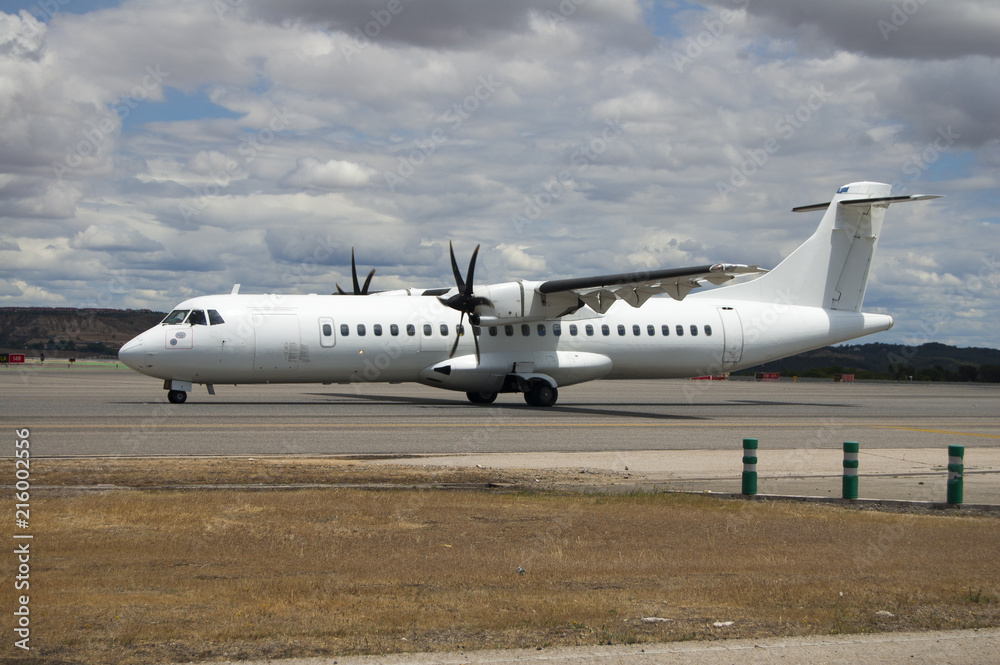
537;263;766;310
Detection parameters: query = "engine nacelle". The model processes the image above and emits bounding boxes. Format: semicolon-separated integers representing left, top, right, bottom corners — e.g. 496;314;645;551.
417;351;613;393
476;281;579;325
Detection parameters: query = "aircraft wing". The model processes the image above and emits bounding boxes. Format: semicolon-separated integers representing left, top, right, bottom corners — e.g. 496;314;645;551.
536;263;766;314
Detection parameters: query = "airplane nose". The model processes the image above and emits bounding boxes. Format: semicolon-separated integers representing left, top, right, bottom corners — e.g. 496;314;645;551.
118;337;144;370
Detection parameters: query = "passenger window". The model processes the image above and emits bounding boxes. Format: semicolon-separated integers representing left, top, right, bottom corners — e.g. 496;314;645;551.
537;324;546;337
187;310;207;326
632;325;641;336
586;324;594;336
676;325;684;337
407;324;416;336
617;324;626;336
341;324;349;336
489;327;498;337
208;310;225;325
373;324;383;336
162;310;189;325
505;325;514;337
601;324;610;336
690;325;698;336
521;324;530;337
322;323;333;337
553;323;561;336
704;325;712;336
647;325;655;336
569;324;578;336
661;325;670;336
390;324;399;336
440;324;449;336
423;323;432;336
357;324;366;336
457;324;465;336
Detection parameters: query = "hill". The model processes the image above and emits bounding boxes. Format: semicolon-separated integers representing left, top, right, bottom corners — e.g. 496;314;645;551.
736;342;1000;382
0;307;165;357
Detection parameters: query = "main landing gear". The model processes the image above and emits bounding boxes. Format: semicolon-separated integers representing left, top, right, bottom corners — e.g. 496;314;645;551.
466;391;498;404
524;381;558;407
167;390;187;404
465;380;559;407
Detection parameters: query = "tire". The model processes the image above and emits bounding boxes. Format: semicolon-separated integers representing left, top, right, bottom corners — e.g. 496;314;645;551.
524;382;557;407
466;391;498;404
167;390;187;404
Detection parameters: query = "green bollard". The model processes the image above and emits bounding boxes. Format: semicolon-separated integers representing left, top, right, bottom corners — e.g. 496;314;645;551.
842;441;859;500
947;445;964;505
742;438;758;496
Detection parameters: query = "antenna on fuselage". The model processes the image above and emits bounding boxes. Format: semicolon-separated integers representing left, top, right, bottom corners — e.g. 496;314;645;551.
231;284;241;295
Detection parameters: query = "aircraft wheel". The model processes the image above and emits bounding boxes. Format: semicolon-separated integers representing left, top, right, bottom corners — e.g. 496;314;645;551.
524;382;557;407
466;391;498;404
167;390;187;404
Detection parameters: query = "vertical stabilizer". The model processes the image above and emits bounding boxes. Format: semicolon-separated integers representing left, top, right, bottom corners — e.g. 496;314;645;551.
715;182;939;311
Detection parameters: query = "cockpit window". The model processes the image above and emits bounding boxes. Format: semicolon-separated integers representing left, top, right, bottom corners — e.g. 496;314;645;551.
187;310;208;326
208;310;225;325
162;310;189;325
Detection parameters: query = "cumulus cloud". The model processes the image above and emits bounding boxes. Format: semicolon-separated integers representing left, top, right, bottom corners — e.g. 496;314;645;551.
0;1;996;346
282;157;377;190
70;224;164;253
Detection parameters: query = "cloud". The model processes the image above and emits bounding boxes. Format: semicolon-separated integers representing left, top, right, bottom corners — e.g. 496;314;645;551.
0;2;996;347
70;224;164;253
703;0;1000;60
282;157;377;190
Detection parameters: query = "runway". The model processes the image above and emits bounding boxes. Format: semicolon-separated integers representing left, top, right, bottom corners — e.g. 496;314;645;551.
3;365;998;460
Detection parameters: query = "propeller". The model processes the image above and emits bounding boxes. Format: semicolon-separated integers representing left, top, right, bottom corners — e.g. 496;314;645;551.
335;249;375;295
440;242;493;362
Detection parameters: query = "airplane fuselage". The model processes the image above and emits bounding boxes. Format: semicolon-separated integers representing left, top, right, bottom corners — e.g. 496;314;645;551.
118;288;892;397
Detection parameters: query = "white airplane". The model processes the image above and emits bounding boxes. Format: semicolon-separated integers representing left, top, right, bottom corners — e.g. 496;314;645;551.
119;181;939;406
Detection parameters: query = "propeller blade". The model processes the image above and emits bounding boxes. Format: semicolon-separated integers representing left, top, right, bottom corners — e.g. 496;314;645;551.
472;323;481;364
361;269;375;295
449;242;465;292
351;249;361;295
335;284;347;295
448;311;465;359
464;244;480;296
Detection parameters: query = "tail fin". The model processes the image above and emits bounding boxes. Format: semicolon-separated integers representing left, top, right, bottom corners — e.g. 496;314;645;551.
719;181;940;311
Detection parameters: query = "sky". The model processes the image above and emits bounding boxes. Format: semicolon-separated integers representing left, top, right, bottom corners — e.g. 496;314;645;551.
0;0;998;348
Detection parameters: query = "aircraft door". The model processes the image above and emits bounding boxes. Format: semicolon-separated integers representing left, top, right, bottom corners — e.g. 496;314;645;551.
718;307;744;367
318;317;336;348
253;313;301;371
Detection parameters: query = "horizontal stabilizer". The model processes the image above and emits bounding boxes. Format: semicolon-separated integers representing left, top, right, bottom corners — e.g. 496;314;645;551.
793;194;941;213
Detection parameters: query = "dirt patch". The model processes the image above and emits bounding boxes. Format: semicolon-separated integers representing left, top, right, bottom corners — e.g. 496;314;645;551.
4;458;999;664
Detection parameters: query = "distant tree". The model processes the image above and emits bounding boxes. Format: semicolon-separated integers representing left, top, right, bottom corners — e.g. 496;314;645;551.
980;365;1000;383
958;365;978;382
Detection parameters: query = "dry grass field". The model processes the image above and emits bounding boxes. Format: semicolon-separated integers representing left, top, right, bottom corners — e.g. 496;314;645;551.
3;458;999;665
